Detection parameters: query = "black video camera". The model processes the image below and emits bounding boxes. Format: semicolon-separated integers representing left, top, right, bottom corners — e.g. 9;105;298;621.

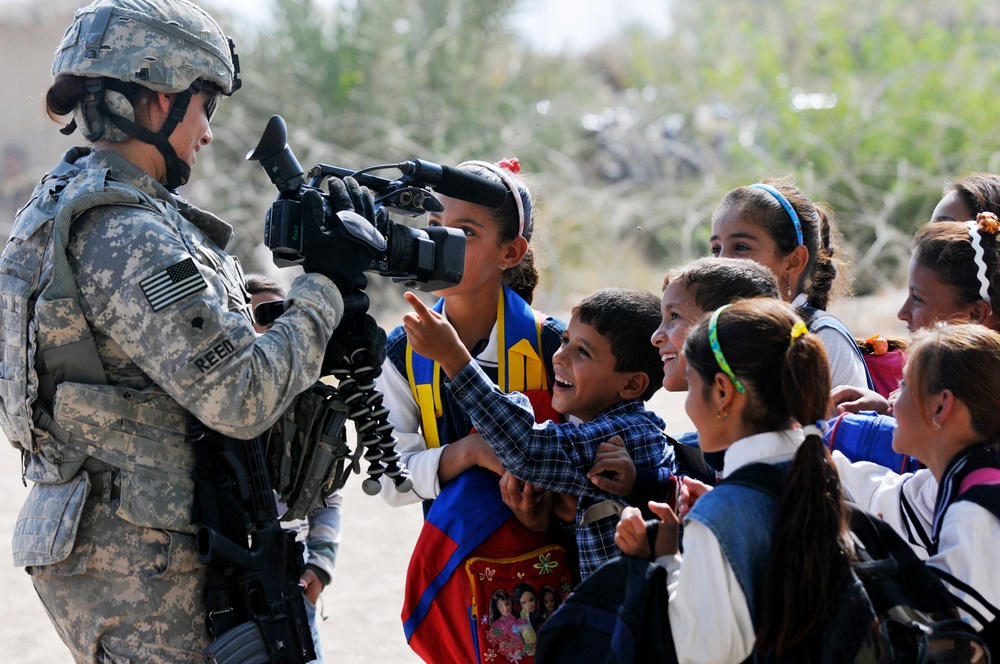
247;115;507;292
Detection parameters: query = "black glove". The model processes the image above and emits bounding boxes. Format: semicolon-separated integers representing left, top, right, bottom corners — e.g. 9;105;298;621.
300;177;387;308
322;313;388;376
327;174;390;235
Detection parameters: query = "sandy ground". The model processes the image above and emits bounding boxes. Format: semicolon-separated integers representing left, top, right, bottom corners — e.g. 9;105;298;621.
0;431;428;663
0;389;687;664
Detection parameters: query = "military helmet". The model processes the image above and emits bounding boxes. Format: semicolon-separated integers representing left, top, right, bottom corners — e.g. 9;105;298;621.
51;0;241;96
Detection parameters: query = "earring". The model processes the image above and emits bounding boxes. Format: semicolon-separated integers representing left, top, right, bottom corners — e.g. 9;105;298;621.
785;276;792;298
498;263;506;271
716;408;728;422
932;419;941;430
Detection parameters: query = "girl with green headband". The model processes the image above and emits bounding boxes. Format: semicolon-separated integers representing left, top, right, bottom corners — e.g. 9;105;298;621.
615;297;854;661
709;177;871;392
588;257;781;494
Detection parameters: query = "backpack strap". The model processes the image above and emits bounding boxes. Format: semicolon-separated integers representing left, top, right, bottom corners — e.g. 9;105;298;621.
497;286;549;393
798;305;874;391
956;468;1000;521
723;462;786;498
405;287;547;449
958;467;1000;493
579;499;625;526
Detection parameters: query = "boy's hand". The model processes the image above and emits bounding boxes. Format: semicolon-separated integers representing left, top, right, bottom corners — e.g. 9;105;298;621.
500;471;554;532
679;476;712;516
553;491;578;524
587;436;636;495
615;502;680;559
615;506;650;557
402;291;473;378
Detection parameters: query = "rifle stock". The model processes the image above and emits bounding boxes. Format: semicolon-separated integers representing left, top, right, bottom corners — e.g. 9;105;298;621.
194;427;317;663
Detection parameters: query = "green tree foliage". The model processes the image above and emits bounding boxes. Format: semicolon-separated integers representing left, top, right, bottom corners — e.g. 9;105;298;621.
194;0;1000;315
600;0;1000;293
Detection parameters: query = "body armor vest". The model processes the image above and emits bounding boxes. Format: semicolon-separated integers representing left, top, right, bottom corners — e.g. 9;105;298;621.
1;148;240;542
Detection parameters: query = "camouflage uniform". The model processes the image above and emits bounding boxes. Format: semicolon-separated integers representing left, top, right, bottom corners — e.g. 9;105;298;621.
4;145;342;662
0;1;343;661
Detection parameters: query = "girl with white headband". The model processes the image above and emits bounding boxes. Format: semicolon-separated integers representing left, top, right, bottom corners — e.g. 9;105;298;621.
377;158;564;509
815;216;1000;653
615;297;856;662
898;213;1000;331
708;177;871;392
376;158;576;663
831;213;1000;422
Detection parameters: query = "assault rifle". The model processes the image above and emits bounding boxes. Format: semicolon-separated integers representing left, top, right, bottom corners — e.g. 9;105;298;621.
192;423;317;664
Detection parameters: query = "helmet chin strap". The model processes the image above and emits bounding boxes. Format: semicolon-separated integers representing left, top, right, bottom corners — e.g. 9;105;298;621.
94;78;196;191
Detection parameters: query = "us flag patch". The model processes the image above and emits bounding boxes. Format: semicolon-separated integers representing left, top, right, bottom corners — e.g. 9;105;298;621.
140;258;207;311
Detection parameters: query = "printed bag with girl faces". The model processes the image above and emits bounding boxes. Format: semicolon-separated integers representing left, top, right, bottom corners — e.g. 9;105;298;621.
466;544;574;664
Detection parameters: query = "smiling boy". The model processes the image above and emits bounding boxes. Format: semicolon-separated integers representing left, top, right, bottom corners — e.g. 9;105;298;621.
402;287;675;577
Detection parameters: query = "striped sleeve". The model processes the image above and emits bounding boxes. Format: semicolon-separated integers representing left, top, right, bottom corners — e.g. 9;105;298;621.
927;501;1000;632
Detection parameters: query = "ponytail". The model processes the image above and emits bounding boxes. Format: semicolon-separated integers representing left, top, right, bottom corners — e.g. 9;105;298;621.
757;330;851;655
505;245;539;305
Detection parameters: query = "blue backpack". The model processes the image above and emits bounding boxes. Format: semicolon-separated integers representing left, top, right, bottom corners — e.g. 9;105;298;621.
825;411;921;474
727;463;990;664
534;554;673;664
537;462;991;664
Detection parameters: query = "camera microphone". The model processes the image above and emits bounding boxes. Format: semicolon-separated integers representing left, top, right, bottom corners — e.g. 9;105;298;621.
398;159;508;209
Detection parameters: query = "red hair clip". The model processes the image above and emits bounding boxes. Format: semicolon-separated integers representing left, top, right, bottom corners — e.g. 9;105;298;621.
497;157;521;174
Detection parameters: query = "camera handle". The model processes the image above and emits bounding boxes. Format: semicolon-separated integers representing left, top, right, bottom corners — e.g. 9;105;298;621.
322;315;413;496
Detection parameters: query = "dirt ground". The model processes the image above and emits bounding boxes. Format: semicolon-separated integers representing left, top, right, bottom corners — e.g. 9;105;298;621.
0;431;427;663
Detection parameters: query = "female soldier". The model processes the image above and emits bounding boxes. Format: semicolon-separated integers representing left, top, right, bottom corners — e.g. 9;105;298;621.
1;1;374;660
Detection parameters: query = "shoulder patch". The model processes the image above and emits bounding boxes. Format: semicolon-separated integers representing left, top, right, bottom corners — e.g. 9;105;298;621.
140;257;207;312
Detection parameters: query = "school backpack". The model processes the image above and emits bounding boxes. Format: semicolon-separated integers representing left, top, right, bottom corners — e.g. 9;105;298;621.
855;335;908;399
402;468;578;664
535;462;992;664
727;463;991;664
534;553;673;664
797;305;876;392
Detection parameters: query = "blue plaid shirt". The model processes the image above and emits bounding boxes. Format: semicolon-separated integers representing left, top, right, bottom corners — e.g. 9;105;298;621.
449;361;676;578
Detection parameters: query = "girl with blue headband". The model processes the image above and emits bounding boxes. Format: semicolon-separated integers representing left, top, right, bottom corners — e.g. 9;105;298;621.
709;178;871;392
